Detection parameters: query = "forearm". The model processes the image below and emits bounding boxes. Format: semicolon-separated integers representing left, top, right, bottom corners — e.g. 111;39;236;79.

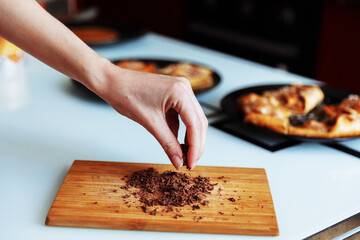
0;0;108;91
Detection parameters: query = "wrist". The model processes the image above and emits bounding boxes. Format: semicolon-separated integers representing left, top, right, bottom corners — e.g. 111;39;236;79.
79;55;113;96
84;56;132;106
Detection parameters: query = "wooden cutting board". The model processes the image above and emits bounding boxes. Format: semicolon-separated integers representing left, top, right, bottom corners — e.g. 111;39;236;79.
46;160;279;236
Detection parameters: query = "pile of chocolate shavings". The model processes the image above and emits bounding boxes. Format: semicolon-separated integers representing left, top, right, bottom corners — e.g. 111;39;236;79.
125;167;216;212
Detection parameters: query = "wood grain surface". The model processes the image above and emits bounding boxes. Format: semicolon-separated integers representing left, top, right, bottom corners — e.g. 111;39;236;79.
46;160;279;236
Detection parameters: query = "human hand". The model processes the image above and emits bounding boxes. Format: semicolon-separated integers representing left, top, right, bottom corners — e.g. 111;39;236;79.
93;61;208;170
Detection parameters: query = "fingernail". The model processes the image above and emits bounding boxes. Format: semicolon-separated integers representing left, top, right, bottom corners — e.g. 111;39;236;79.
189;162;196;170
171;155;183;170
189;157;199;170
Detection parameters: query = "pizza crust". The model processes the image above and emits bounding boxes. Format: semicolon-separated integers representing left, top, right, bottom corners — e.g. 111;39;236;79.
244;113;289;134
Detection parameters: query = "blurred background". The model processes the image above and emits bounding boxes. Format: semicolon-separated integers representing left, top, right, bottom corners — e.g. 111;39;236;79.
12;0;360;93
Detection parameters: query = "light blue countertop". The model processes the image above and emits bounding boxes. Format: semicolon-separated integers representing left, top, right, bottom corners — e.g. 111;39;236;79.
0;33;359;240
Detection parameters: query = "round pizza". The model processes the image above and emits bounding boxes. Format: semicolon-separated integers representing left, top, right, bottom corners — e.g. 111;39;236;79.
115;60;214;91
237;84;360;138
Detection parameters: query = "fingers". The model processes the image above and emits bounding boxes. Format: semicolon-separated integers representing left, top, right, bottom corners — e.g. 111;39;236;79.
146;117;183;170
186;88;208;166
172;78;208;170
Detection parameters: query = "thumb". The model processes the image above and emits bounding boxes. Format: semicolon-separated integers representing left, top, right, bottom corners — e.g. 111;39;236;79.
146;118;183;170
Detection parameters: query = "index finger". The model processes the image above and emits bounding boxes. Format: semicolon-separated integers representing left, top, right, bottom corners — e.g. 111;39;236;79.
171;91;202;170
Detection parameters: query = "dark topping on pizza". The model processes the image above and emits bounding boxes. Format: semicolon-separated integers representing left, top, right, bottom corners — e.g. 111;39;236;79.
289;105;330;126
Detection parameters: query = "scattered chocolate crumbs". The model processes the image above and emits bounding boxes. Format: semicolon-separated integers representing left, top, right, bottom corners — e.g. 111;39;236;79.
121;177;125;181
180;144;190;170
127;205;131;208
231;214;235;216
228;197;236;202
201;200;210;206
83;193;86;195
123;194;130;198
224;180;227;183
93;201;98;204
141;206;149;213
261;206;264;209
150;209;157;215
174;214;183;219
218;176;224;179
249;196;252;198
166;206;174;212
124;175;128;178
113;190;117;193
218;212;224;215
218;188;223;191
220;203;224;205
234;207;239;210
125;167;216;210
192;205;200;210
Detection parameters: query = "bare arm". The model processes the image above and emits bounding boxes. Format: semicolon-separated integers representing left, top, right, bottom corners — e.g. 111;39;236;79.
0;0;105;90
0;0;208;170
